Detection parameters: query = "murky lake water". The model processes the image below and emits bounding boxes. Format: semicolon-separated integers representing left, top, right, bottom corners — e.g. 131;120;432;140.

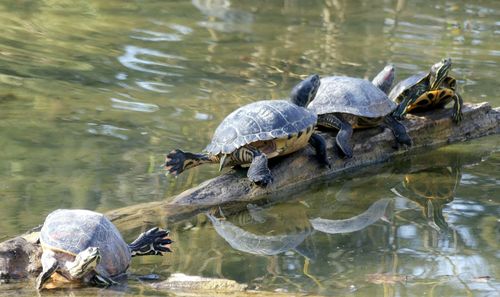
0;0;499;296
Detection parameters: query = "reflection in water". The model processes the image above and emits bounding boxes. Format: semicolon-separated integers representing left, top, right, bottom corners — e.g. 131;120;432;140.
192;0;254;33
393;163;461;231
189;147;499;295
0;0;499;296
310;198;391;234
206;203;313;256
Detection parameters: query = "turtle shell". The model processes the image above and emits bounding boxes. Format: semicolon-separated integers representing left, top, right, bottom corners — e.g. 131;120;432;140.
388;72;428;102
204;100;317;155
308;76;397;117
40;209;131;277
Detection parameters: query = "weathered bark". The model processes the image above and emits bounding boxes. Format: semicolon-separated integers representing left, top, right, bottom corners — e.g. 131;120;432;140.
0;102;499;280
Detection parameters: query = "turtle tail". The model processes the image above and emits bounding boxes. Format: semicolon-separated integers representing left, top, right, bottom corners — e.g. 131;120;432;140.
164;149;218;176
129;227;172;257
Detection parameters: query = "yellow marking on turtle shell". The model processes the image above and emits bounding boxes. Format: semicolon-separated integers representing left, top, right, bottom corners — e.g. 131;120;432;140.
343;114;383;129
353;116;384;129
229;125;315;164
261;125;314;158
408;88;455;111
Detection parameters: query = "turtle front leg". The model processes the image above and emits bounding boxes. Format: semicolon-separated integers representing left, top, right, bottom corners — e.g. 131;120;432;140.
451;92;463;123
308;133;330;167
89;273;118;287
36;251;58;291
128;227;172;257
383;115;412;147
164;149;218;176
392;95;412;120
246;148;273;186
317;114;353;158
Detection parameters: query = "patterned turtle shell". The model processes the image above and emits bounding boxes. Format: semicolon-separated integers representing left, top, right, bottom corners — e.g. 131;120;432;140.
308;76;397;117
388;72;428;101
204;100;317;155
39;209;131;277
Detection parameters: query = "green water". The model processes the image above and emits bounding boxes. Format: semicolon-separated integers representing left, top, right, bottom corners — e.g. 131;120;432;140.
0;0;499;296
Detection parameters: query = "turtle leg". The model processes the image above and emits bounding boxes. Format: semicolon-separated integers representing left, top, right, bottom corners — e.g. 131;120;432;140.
246;148;273;186
164;149;218;176
128;227;172;257
451;92;463;123
392;95;412;120
383;115;412;147
89;273;118;287
308;133;330;167
36;251;58;291
317;114;353;158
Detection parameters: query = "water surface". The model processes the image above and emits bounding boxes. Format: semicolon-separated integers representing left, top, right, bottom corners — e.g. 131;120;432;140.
0;0;498;296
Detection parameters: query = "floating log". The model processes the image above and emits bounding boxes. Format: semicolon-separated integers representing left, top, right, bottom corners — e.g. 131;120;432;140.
108;102;500;226
0;102;499;281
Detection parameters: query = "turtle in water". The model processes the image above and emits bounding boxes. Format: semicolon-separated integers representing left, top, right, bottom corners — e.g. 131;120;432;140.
307;65;412;158
389;58;463;123
36;209;172;290
164;75;329;186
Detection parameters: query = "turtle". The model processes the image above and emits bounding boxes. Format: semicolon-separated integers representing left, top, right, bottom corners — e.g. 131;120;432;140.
389;57;463;123
307;65;412;158
164;75;329;186
36;209;172;290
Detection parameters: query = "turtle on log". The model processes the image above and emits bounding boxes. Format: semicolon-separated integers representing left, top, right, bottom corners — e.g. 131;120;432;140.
164;75;330;186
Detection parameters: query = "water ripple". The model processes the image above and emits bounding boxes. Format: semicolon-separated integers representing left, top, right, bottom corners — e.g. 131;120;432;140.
136;81;173;93
87;123;129;140
111;97;160;113
130;29;183;42
118;45;186;76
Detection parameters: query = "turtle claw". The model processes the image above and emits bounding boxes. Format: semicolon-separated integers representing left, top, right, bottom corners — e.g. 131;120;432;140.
247;153;273;187
251;174;274;187
129;227;172;256
164;149;186;176
396;133;412;148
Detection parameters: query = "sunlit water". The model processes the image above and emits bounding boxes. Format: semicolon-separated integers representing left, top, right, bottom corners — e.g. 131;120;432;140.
0;0;498;296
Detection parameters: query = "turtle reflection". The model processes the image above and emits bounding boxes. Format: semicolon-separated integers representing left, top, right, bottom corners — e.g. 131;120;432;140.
310;198;392;234
206;203;313;256
392;158;461;231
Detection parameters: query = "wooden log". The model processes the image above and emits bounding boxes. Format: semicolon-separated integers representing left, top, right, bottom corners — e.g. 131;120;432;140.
107;102;500;226
0;102;499;281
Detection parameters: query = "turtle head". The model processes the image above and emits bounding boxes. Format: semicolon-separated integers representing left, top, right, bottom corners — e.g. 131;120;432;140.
372;64;395;94
67;247;100;279
429;58;452;90
290;74;320;107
